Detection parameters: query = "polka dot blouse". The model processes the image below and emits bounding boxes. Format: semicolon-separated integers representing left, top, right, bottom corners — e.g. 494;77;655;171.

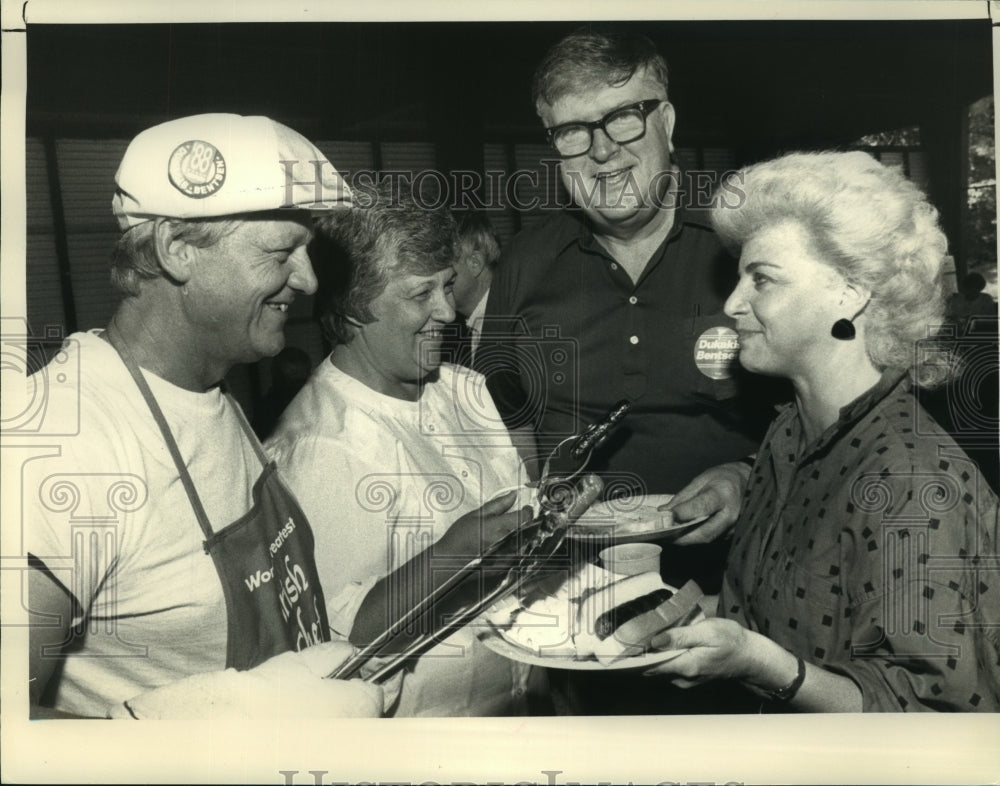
720;372;1000;711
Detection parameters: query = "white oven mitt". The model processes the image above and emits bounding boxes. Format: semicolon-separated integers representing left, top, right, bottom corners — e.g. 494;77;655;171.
107;641;382;719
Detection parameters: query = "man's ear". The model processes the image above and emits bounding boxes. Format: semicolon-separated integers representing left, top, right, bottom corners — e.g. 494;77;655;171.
466;249;486;279
152;218;198;285
658;100;677;154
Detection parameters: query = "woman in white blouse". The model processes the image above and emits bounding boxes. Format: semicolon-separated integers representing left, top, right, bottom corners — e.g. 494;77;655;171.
267;182;538;717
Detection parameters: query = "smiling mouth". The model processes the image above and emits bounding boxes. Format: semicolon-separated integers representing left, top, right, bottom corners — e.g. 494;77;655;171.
265;302;290;313
595;167;633;183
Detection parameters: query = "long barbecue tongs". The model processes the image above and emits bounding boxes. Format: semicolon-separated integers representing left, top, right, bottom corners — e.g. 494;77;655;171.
327;400;630;684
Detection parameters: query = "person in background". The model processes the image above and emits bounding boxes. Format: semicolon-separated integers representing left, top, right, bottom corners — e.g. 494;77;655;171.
267;181;539;717
477;28;779;713
253;345;314;440
24;113;382;719
647;151;1000;712
947;271;997;330
479;28;779;583
933;269;1000;493
441;210;502;368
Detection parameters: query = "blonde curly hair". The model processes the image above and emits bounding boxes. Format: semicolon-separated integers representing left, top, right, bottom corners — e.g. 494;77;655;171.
712;150;954;388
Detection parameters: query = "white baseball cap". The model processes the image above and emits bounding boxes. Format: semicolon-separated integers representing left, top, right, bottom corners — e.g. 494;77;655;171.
112;113;351;230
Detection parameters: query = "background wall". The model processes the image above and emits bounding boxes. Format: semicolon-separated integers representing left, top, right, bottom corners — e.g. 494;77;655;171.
22;19;995;437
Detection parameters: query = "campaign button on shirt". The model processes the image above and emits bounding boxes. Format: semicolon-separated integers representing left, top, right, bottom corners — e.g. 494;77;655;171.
694;326;739;379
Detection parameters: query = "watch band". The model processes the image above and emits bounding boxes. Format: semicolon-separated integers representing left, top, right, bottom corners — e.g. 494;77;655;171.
764;655;806;704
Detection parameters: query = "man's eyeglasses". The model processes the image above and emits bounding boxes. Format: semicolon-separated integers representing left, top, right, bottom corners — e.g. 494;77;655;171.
545;99;663;158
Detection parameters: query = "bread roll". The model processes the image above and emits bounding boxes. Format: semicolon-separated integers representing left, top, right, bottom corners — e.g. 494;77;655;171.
576;575;702;665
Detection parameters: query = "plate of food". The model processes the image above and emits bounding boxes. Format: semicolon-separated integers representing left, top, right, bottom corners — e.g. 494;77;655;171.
477;565;704;670
566;493;708;543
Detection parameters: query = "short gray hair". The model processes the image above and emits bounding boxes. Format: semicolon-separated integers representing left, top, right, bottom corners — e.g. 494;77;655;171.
454;210;501;270
111;217;241;296
311;180;457;346
532;28;669;112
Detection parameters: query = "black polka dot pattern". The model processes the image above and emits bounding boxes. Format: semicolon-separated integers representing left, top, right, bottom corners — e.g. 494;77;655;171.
718;372;1000;712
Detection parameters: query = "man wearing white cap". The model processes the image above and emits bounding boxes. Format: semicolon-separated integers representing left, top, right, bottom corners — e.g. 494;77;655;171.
25;114;386;719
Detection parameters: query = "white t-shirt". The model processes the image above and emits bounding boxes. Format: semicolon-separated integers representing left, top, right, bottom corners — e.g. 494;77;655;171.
23;332;261;717
267;359;533;716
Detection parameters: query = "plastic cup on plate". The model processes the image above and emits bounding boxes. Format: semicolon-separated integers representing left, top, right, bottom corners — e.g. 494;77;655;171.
598;543;662;576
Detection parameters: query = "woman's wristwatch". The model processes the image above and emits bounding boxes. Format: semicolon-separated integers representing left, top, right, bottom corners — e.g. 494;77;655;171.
763;655;807;704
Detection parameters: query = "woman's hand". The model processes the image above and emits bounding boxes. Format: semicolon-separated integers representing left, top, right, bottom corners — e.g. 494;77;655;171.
658;461;751;545
644;619;863;711
434;491;533;559
643;617;759;684
350;491;532;649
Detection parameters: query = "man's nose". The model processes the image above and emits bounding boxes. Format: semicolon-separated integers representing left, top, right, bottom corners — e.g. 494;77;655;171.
588;127;620;162
290;248;319;296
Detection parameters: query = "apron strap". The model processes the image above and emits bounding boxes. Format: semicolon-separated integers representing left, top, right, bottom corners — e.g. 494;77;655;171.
111;336;266;543
218;380;270;466
112;338;216;541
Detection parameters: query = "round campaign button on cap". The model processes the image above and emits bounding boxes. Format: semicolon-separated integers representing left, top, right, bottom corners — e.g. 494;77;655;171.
168;139;227;199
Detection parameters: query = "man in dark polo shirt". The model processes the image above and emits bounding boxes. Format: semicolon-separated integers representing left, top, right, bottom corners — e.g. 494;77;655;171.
477;30;779;714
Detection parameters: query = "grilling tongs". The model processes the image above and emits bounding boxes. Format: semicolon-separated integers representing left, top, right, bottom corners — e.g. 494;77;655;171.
327;400;631;684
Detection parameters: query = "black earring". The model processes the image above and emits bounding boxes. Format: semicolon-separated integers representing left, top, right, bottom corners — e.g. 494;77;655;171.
831;318;856;341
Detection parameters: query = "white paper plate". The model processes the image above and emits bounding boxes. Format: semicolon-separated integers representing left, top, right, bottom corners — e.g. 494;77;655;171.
567;493;708;543
477;622;691;671
476;583;705;671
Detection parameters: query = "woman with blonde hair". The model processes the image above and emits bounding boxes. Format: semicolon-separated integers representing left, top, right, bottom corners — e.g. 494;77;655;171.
649;151;999;712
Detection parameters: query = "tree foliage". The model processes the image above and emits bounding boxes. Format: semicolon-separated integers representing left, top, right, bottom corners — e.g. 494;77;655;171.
965;95;996;287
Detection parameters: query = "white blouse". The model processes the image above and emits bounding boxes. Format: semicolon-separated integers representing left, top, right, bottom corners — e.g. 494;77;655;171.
267;359;533;716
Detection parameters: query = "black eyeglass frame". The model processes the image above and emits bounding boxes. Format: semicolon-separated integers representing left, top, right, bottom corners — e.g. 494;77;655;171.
544;99;664;158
